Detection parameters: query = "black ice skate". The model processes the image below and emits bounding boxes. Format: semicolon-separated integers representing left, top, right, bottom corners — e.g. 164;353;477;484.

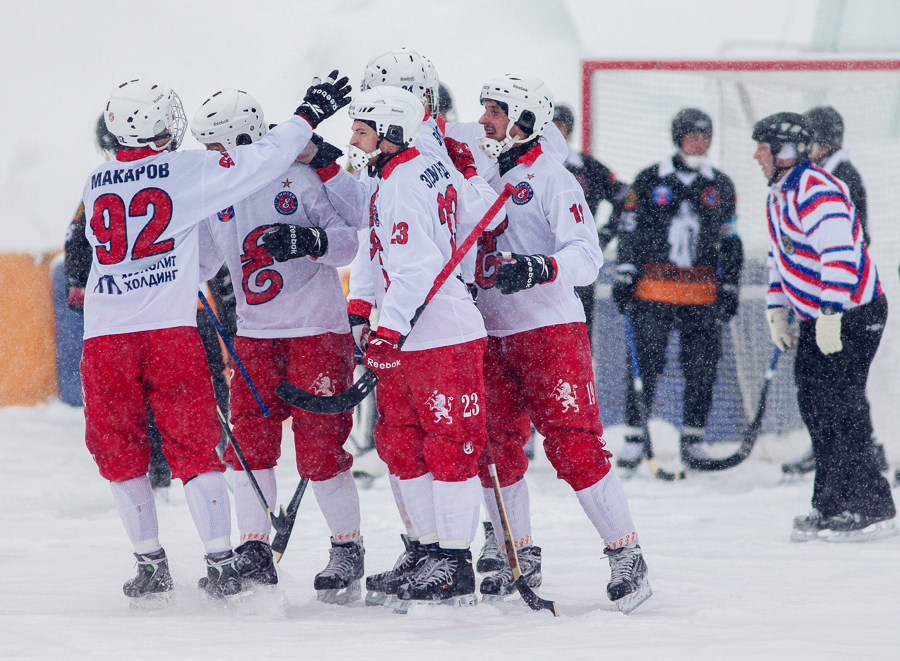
616;435;645;475
790;508;824;542
234;540;278;588
680;434;712;470
123;548;174;609
197;550;242;600
365;534;427;607
314;538;364;605
395;546;477;612
476;522;505;573
480;545;542;602
815;511;899;543
604;544;652;614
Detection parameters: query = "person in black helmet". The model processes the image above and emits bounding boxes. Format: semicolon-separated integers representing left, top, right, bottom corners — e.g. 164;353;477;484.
780;105;885;476
612;108;743;472
437;82;456;123
552;103;629;352
751;111;895;542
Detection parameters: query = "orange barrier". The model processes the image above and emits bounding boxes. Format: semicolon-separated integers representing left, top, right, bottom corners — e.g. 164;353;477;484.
0;251;59;406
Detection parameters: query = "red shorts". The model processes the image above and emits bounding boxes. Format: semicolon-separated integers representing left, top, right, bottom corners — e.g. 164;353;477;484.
226;333;355;481
477;323;611;491
82;327;224;482
374;338;487;482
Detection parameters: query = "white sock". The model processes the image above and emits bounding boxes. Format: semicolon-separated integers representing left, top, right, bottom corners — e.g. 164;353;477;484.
389;474;416;539
575;470;638;549
397;473;437;545
184;471;233;554
434;477;481;549
312;469;361;542
110;476;161;555
234;467;276;545
481;479;533;550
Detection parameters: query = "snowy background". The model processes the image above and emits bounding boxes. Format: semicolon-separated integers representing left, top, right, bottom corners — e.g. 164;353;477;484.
1;0;898;658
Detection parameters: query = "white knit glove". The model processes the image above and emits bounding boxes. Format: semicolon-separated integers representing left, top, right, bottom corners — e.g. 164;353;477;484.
765;307;797;351
815;312;843;355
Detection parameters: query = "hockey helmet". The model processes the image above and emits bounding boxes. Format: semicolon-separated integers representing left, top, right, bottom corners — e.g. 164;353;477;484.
671;108;713;148
95;113;119;155
349;86;424;149
104;79;187;151
553;104;575;136
804;106;844;148
362;48;429;104
751;112;812;160
191;88;267;149
480;75;554;138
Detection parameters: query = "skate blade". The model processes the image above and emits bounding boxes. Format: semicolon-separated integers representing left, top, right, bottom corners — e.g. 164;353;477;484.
480;583;542;605
790;529;820;542
365;590;390;606
818;519;899;543
615;577;652;615
128;591;175;610
392;593;478;614
317;580;361;605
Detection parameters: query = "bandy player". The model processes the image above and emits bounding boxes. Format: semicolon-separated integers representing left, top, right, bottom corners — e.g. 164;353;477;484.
470;74;652;614
80;72;350;606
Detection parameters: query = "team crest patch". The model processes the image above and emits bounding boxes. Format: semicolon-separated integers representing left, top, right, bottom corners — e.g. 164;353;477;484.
511;182;534;205
652;185;672;206
311;373;335;396
624;189;638;211
780;233;795;255
702;187;720;209
425;390;453;423
217;206;235;223
274;191;298;215
552;379;579;412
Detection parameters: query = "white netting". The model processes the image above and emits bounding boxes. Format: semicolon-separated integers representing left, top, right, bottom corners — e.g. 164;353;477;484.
585;62;900;458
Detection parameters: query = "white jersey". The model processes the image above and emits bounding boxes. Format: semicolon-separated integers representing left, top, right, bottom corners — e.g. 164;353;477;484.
81;116;313;340
443;119;568;187
474;143;604;337
353;148;487;351
200;161;357;339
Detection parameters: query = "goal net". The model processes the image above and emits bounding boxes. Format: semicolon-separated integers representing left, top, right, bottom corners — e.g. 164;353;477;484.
583;60;900;457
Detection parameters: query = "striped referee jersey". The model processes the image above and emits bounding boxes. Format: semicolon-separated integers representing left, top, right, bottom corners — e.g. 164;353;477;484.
765;161;881;321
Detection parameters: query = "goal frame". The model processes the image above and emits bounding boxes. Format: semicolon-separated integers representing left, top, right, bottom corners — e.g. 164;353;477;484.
580;59;900;156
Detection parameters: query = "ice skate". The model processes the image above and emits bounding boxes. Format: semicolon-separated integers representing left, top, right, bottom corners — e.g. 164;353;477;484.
476;521;505;573
816;511;899;543
123;548;174;610
782;446;815;475
480;545;542;603
616;436;645;476
314;538;364;605
234;540;278;588
365;534;426;607
604;544;652;614
395;546;477;612
197;550;242;600
790;508;824;542
680;434;712;470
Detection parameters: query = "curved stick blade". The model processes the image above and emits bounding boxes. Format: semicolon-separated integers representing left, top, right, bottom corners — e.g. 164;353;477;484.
275;370;378;414
516;576;559;616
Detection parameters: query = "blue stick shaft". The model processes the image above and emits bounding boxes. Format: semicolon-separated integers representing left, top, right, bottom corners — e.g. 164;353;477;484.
198;291;270;417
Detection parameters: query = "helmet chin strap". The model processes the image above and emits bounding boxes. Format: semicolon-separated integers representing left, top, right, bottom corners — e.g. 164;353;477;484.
477;126;530;159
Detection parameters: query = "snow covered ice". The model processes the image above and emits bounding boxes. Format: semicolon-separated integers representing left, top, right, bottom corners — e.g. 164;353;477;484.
1;402;897;658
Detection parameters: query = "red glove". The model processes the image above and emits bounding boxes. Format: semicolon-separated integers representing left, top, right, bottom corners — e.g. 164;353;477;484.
444;137;478;179
364;329;402;379
67;286;85;311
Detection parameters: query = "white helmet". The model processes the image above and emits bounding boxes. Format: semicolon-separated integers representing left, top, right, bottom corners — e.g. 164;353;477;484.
191;88;267;149
104;79;187;151
478;75;554;157
347;87;424;170
421;55;440;116
362;48;428;104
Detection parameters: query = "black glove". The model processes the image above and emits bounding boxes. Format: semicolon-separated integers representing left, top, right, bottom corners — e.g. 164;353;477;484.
611;267;637;314
261;225;328;262
716;283;740;323
308;133;344;169
494;253;554;295
295;70;352;128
